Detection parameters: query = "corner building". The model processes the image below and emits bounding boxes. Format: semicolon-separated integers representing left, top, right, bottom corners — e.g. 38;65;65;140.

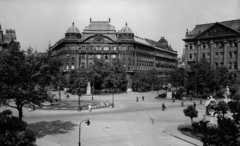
0;24;18;52
183;19;240;82
50;19;178;88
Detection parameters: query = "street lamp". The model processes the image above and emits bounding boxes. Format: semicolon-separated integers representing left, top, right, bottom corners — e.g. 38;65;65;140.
92;74;94;101
58;86;61;101
112;88;114;108
77;88;82;111
78;119;90;146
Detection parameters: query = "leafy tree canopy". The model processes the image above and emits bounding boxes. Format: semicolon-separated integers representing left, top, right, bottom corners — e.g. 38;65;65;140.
0;43;62;119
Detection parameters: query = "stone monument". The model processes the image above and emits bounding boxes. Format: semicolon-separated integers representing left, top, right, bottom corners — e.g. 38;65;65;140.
86;82;91;95
166;88;172;99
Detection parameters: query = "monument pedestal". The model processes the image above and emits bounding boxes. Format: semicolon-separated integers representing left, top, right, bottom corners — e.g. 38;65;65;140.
127;88;132;92
85;82;91;95
165;91;172;99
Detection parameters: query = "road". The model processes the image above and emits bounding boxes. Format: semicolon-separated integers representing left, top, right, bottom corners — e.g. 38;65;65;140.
0;90;205;146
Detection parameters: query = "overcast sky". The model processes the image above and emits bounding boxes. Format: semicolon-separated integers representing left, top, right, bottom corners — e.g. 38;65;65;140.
0;0;239;57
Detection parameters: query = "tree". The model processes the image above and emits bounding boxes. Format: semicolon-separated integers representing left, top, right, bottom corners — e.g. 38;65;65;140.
230;84;240;98
183;105;198;124
169;67;185;90
87;58;127;92
89;59;111;90
216;88;225;99
0;110;36;146
188;58;214;95
147;68;159;91
0;43;62;120
216;101;229;116
212;66;235;93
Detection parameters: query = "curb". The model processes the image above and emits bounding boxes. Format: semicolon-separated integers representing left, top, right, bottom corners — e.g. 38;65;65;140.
30;103;120;114
163;129;200;146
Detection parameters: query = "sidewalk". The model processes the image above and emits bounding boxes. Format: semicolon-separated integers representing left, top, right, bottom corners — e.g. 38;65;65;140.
163;124;203;146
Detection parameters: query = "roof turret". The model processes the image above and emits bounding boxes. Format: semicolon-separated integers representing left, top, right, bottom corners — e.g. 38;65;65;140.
120;23;134;34
66;22;81;34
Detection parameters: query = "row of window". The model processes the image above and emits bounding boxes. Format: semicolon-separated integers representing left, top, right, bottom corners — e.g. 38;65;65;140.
65;46;135;51
215;62;237;70
189;51;237;60
66;54;117;61
188;40;238;50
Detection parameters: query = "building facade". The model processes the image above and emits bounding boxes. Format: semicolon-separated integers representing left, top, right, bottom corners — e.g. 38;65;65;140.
183;19;240;81
0;24;18;51
50;19;178;88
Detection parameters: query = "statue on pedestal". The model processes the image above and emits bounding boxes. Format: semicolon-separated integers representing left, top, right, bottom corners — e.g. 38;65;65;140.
223;86;231;103
86;82;91;95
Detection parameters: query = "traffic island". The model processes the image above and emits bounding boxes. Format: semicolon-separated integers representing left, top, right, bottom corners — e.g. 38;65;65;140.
33;100;112;110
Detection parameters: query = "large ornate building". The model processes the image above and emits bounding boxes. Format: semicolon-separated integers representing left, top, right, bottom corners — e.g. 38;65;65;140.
0;24;18;51
183;19;240;82
50;19;178;88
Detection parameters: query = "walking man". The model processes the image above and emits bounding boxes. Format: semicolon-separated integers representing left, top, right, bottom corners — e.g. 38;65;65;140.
162;103;166;111
142;96;144;101
181;100;184;107
136;96;138;102
193;102;196;109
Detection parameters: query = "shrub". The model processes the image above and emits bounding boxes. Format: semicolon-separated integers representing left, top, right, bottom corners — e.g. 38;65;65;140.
192;120;209;135
93;90;101;95
216;101;229;116
0;110;36;146
233;93;240;101
216;88;225;98
183;105;198;124
158;93;166;98
230;84;240;96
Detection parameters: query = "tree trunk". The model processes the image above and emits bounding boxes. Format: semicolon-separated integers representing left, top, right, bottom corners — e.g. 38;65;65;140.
18;107;23;120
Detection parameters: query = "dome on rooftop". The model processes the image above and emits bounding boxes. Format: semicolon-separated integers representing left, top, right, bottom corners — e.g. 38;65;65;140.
66;22;80;34
120;23;133;34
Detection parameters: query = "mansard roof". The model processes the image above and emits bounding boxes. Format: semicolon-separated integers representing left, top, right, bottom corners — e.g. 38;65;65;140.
184;19;240;41
134;36;176;53
83;20;116;32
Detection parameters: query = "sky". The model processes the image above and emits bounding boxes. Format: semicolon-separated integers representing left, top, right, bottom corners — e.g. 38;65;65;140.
0;0;239;57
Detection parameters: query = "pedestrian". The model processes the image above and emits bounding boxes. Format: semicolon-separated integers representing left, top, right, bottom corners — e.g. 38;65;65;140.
142;96;144;101
136;96;138;102
88;104;92;112
162;103;166;111
193;102;196;108
181;101;184;107
106;101;109;107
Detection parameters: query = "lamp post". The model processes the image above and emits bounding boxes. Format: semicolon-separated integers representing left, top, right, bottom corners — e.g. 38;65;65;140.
92;74;94;101
77;88;82;111
58;72;61;101
58;86;61;101
112;88;114;108
78;119;90;146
